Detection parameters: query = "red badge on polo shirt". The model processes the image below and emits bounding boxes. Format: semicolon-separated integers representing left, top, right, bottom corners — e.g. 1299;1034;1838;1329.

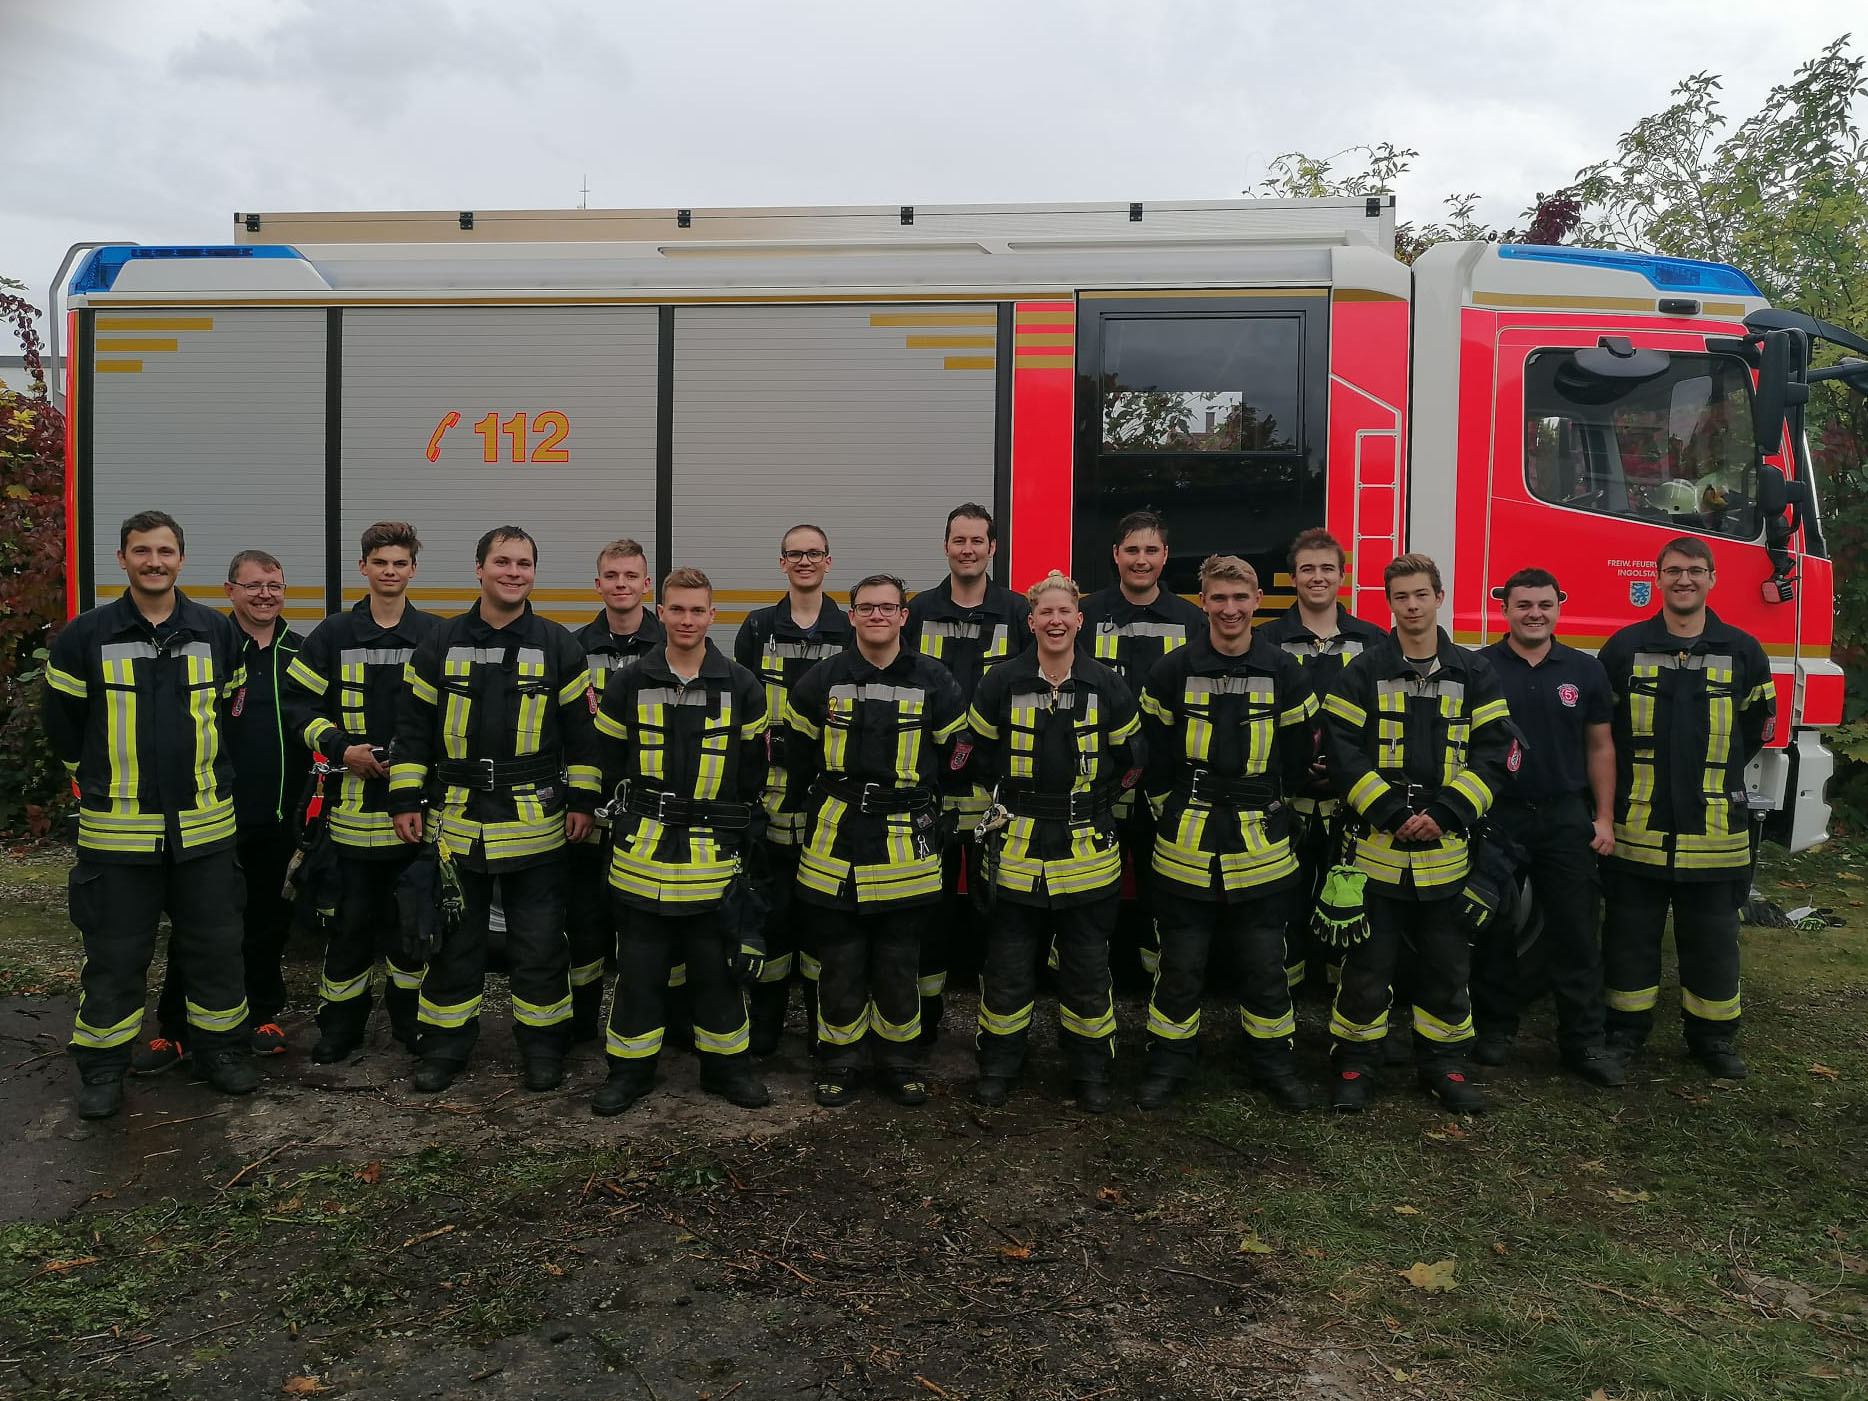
1557;683;1579;708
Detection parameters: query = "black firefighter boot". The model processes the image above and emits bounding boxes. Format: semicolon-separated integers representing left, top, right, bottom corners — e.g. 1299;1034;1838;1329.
1419;1056;1489;1114
1330;1059;1375;1113
592;1062;656;1116
1250;1043;1316;1114
699;1054;772;1109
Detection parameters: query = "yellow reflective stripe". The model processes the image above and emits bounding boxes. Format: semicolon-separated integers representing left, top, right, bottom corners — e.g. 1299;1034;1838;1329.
1059;996;1115;1040
932;713;966;743
965;704;1000;740
978;999;1034;1036
739;706;770;741
917;971;946;999
46;664;87;698
1346;771;1391;814
1681;986;1741;1021
1279;690;1320;728
319;968;372;1003
871;1001;922;1043
606;1026;663;1059
387;963;424;989
1109;710;1141;743
1446;771;1492;815
556;673;587;707
1322;693;1366;726
667;962;688;988
1605;985;1659;1012
1139;689;1173;723
1145;1000;1199;1040
285;656;328;696
1411;1004;1473;1043
693;1019;752;1055
783;699;821;740
757;952;794;983
1471;697;1509;728
418;992;483;1027
1241;1006;1297;1040
389;761;426;792
817;1005;867;1046
1284;960;1306;988
593;708;628;740
71;1002;143;1049
567;763;602;794
569;959;606;988
328;810;405;848
1328;1002;1388;1042
406;667;439;705
798;951;822;981
184;997;250;1033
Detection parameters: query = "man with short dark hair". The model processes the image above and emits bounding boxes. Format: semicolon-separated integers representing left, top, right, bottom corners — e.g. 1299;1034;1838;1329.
591;568;771;1115
1321;553;1514;1113
1473;568;1623;1087
787;573;968;1107
389;526;601;1093
734;523;854;1053
45;511;257;1118
1258;527;1389;995
567;538;664;1041
1597;538;1774;1080
284;521;440;1064
905;504;1031;1040
1078;509;1206;984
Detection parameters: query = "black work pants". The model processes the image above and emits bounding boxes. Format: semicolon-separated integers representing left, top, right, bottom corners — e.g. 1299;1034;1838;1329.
416;856;570;1067
746;844;807;1047
1470;794;1605;1053
605;903;750;1074
1332;886;1471;1071
1112;799;1158;992
1145;882;1296;1080
314;848;424;1047
923;839;985;1038
815;903;933;1076
1285;804;1344;994
565;841;615;1040
976;895;1117;1082
154;822;296;1038
68;848;248;1077
1602;869;1744;1049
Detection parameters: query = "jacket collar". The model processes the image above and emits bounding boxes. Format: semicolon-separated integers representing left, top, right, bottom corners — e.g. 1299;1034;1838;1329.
1632;606;1735;650
772;593;851;638
348;595;425;643
636;637;731;683
461;599;534;641
1375;626;1467;675
1182;629;1280;671
919;575;1016;618
105;587;209;639
580;606;663;651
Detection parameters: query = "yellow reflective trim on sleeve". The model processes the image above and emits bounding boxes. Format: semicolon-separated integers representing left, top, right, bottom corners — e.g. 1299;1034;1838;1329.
1446;771;1493;815
965;705;1001;740
557;673;588;706
406;668;439;705
1109;710;1141;743
1139;690;1173;723
388;761;427;792
46;664;87;698
1471;698;1509;728
783;700;821;740
932;714;966;743
567;763;602;793
286;656;329;696
593;708;629;741
1322;693;1367;726
1346;771;1391;814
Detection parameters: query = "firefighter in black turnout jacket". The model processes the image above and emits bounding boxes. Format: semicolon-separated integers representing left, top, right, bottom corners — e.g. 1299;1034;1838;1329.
733;524;854;1053
285;522;440;1063
389;527;600;1094
1321;554;1513;1114
44;511;256;1119
1256;528;1388;991
905;503;1031;1038
568;539;664;1041
967;572;1142;1114
1598;537;1775;1080
1076;510;1205;984
590;568;772;1115
1137;555;1320;1112
787;573;968;1107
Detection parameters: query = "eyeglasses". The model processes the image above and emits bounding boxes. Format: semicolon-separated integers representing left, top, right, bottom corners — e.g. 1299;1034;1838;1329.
232;581;285;596
850;602;902;618
1658;566;1712;580
781;548;828;563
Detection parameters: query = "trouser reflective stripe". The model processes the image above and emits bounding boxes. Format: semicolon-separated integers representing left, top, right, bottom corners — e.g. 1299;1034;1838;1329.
316;850;425;1043
1470;794;1606;1052
974;898;1115;1082
607;904;751;1071
68;849;248;1074
417;857;570;1067
1602;869;1745;1049
815;904;931;1074
1146;884;1295;1077
1334;887;1470;1069
569;960;607;987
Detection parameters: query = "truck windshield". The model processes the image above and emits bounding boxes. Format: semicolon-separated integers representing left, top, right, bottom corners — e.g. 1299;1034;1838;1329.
1522;349;1760;541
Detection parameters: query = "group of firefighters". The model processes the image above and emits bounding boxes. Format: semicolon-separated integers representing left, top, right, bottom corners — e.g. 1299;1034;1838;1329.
46;502;1775;1121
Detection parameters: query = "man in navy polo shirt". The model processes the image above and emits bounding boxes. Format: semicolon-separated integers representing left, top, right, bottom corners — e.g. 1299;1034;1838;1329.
1472;567;1623;1087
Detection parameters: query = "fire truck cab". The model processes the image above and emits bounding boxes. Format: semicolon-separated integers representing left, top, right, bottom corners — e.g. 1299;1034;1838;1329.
55;197;1847;848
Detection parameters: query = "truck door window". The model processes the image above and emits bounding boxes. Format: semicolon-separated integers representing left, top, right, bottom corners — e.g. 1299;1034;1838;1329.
1522;350;1759;540
1100;316;1300;452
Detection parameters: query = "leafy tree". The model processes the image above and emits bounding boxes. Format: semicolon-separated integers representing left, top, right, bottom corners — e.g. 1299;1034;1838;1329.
0;284;70;836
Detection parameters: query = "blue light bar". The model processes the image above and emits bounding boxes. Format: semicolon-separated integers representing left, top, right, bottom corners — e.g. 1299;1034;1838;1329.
70;245;306;295
1496;243;1761;297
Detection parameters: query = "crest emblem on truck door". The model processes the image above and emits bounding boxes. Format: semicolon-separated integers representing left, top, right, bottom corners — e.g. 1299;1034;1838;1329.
1629;581;1653;607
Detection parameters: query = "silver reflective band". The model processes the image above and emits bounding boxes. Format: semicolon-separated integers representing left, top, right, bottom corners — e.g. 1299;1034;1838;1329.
827;683;927;705
338;648;414;668
1184;674;1276;700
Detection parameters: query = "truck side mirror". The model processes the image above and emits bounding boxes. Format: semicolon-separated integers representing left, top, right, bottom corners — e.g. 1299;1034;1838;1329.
1753;329;1791;456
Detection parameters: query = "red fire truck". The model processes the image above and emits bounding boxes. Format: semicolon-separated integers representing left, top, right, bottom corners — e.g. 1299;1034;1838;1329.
52;198;1857;848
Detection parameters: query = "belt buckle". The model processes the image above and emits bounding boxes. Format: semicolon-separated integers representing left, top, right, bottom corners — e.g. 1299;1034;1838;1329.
1188;770;1211;803
476;757;498;792
655;790;679;822
859;781;882;815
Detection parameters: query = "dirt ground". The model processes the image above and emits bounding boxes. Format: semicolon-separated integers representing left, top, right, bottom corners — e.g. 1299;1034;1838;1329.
2;973;1402;1401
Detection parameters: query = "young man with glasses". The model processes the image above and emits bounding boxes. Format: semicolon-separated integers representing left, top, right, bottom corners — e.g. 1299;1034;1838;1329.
786;574;967;1107
45;511;256;1118
284;522;440;1064
134;550;309;1071
904;503;1031;1040
388;527;601;1094
734;524;854;1053
1597;537;1774;1080
567;539;664;1042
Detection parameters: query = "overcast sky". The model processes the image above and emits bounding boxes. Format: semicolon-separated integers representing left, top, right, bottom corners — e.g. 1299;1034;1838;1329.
1;0;1859;360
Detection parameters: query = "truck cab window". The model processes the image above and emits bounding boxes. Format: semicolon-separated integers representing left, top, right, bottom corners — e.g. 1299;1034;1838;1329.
1523;349;1760;541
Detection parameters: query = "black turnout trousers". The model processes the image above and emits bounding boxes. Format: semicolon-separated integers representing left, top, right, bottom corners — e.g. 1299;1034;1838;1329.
314;847;425;1047
1602;870;1744;1049
154;821;297;1039
1145;883;1296;1079
1331;886;1472;1070
815;905;934;1076
976;895;1117;1081
606;904;750;1070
